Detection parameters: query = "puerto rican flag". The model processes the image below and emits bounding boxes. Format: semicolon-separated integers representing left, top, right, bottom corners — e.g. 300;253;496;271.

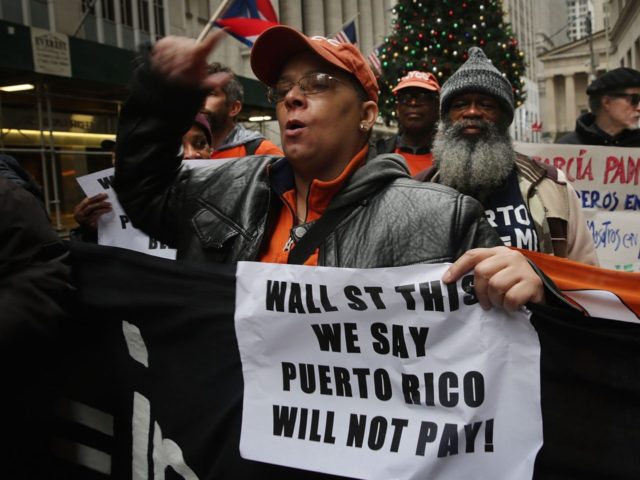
214;0;279;47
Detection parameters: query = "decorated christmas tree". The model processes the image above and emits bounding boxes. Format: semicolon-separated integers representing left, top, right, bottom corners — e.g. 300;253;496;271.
376;0;526;124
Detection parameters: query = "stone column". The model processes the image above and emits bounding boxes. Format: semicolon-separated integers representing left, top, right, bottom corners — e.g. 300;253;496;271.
280;0;303;30
371;0;386;47
324;0;343;37
302;0;325;37
357;0;374;50
544;76;557;136
341;0;357;29
564;74;576;133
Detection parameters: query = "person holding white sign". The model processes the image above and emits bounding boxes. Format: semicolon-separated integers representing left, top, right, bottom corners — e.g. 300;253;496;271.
417;47;598;266
114;27;545;312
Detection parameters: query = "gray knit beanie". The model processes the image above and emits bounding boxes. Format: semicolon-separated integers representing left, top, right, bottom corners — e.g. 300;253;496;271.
440;47;515;124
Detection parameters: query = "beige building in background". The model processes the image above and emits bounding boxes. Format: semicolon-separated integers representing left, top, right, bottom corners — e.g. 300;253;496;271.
171;0;394;82
537;0;639;141
503;0;539;142
607;0;640;68
5;0;623;232
172;0;397;141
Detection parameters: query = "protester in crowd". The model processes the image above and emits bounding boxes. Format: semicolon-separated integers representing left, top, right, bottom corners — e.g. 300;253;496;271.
416;47;597;266
0;173;71;478
114;27;547;312
375;70;441;174
73;113;212;242
0;153;45;204
183;112;213;159
203;62;283;158
71;139;115;243
556;67;640;147
100;138;117;164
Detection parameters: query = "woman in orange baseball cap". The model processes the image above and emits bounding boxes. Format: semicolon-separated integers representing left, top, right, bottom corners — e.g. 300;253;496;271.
114;26;544;313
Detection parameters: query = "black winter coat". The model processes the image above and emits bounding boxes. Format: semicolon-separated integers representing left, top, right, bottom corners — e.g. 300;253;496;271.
556;112;640;147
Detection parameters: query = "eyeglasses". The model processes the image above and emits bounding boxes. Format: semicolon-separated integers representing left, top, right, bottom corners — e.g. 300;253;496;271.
397;91;438;106
608;93;640;106
267;73;349;104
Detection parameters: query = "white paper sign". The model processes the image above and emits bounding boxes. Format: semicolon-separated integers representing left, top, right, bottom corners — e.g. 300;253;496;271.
31;27;71;77
235;262;542;480
76;167;176;259
584;210;640;272
514;143;640;271
76;161;224;258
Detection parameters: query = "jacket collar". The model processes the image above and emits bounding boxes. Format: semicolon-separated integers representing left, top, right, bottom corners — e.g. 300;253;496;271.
217;124;264;150
576;112;640;145
267;149;411;210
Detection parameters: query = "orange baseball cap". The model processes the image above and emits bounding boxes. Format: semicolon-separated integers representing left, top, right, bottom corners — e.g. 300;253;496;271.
250;25;379;102
392;71;441;94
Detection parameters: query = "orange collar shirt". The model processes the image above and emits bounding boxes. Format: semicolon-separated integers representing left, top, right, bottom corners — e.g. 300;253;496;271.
394;137;433;176
259;146;368;266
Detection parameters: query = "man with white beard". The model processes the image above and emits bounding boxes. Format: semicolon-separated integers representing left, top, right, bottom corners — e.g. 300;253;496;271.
416;47;598;265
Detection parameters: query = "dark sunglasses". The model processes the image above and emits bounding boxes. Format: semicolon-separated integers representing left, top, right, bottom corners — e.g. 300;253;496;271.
608;93;640;106
397;91;438;106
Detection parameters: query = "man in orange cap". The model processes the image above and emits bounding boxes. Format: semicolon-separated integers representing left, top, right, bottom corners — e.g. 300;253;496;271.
375;71;441;175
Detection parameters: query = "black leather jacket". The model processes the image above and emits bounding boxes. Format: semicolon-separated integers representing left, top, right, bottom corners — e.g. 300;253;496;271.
114;65;501;267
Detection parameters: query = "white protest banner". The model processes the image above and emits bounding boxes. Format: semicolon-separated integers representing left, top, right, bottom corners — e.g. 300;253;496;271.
76;160;222;259
235;262;542;480
514;142;640;271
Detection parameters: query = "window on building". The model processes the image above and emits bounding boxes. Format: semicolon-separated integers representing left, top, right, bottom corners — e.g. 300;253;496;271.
137;0;150;32
81;0;96;14
120;0;133;26
81;0;98;41
30;0;50;29
153;0;165;38
0;0;23;23
120;0;134;49
101;0;117;46
102;0;115;21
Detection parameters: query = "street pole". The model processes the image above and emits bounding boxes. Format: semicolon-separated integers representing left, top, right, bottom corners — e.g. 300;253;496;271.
586;11;597;82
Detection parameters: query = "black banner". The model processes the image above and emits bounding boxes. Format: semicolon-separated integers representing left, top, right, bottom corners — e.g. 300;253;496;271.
47;243;640;479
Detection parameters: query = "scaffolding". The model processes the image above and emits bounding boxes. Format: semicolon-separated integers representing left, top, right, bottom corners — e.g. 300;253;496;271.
0;84;120;232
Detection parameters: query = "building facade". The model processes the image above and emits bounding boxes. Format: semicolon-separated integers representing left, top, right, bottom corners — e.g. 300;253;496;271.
537;0;639;141
0;0;554;233
606;0;640;69
567;0;594;41
503;0;541;141
0;0;395;233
